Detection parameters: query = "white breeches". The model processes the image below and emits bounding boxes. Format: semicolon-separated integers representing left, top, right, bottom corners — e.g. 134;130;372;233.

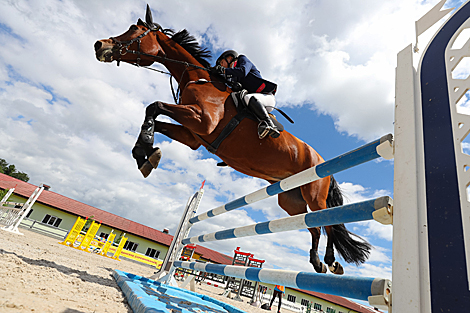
244;93;276;113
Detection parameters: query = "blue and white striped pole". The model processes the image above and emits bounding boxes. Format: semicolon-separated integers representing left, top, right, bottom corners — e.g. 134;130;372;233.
182;196;392;245
189;134;393;224
173;261;391;303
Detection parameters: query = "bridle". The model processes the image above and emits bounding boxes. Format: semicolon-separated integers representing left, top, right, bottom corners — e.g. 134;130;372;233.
109;24;223;104
109;27;154;67
109;25;208;71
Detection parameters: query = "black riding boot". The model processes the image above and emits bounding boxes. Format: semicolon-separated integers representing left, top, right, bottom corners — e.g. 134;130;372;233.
247;97;280;139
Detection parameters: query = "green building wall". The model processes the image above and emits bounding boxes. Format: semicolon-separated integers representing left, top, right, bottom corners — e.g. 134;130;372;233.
3;192;169;260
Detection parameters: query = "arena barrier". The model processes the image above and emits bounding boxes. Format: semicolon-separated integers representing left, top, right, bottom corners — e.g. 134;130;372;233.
0;184;45;235
152;134;394;310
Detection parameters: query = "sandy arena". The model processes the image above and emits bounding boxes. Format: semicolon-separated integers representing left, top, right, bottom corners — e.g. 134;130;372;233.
0;227;287;313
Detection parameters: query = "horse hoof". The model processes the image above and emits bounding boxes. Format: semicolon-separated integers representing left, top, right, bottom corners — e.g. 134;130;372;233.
139;161;153;178
148;148;162;169
314;263;327;273
328;262;344;275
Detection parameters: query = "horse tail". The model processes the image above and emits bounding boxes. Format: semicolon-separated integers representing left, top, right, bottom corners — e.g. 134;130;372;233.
325;176;372;265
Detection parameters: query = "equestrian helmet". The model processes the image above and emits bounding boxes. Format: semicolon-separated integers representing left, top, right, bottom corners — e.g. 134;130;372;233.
216;50;239;65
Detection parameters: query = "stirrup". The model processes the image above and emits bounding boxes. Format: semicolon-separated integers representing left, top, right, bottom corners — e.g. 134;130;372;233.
257;121;280;139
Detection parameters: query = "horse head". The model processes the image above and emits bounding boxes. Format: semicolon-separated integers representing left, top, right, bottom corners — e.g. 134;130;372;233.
94;4;164;66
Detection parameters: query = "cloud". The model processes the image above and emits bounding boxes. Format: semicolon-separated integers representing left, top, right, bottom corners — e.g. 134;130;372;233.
0;0;460;286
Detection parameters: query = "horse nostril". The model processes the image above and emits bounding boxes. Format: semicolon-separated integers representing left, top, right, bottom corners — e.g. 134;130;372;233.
94;41;102;52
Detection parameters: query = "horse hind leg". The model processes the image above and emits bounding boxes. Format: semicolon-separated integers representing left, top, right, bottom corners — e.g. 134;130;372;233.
277;187;326;273
308;227;327;273
324;225;344;275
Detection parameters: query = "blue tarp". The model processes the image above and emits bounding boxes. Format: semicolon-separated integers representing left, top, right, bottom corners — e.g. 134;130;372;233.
113;270;245;313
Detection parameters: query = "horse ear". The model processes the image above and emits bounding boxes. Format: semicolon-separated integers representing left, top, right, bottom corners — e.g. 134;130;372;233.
137;18;146;27
145;4;153;26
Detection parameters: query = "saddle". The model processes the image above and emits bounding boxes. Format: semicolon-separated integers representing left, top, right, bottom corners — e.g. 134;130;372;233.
196;91;284;154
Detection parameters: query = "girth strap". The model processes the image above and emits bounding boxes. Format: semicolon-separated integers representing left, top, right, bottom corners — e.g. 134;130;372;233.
195;109;252;154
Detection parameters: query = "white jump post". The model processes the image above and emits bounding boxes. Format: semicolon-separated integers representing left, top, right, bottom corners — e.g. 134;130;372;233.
150;182;205;283
393;1;470;312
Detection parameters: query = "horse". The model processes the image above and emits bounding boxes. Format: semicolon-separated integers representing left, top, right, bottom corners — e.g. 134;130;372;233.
93;5;371;275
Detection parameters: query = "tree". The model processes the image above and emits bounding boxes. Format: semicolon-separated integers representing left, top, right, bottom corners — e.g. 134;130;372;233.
0;158;29;182
0;188;8;201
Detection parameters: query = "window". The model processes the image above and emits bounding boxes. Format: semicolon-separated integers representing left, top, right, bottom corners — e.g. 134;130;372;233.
145;248;161;259
26;209;33;218
42;214;62;227
314;303;322;311
301;299;310;306
287;294;296;302
326;308;336;313
124;240;138;252
99;232;109;240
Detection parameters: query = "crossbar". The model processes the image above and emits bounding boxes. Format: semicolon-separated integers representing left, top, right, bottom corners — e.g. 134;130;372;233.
189;134;393;224
182;196;392;245
174;261;391;302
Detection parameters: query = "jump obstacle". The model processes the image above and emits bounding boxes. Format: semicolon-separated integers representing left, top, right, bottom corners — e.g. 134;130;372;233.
60;215;128;260
147;3;470;312
151;134;394;311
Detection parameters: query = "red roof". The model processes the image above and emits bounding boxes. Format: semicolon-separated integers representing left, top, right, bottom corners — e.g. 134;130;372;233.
0;173;232;264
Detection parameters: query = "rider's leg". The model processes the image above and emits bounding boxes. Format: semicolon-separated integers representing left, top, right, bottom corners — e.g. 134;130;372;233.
245;94;280;139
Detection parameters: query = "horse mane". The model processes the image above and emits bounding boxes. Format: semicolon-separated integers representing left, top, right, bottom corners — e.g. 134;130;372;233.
164;29;212;68
137;18;212;68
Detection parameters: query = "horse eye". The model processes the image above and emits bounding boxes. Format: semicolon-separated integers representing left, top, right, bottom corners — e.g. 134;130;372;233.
130;25;139;31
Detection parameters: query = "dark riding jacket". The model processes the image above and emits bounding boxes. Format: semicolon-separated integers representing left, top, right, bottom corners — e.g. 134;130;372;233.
224;55;277;94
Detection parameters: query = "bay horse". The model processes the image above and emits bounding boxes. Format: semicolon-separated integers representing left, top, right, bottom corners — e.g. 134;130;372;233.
94;5;371;275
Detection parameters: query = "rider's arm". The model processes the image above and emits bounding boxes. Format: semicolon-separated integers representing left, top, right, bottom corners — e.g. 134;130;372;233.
224;55;253;80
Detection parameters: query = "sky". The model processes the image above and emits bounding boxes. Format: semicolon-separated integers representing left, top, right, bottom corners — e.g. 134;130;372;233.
0;0;468;307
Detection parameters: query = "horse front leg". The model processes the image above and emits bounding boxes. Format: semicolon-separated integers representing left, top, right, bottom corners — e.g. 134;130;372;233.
308;227;327;273
132;102;166;178
154;121;201;150
324;226;344;275
133;120;202;178
148;100;220;135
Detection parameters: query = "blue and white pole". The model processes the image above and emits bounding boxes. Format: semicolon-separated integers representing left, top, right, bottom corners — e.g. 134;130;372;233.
189;134;393;224
173;260;391;304
182;196;392;245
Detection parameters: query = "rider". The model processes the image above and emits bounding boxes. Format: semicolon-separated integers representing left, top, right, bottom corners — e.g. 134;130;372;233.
211;50;280;139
